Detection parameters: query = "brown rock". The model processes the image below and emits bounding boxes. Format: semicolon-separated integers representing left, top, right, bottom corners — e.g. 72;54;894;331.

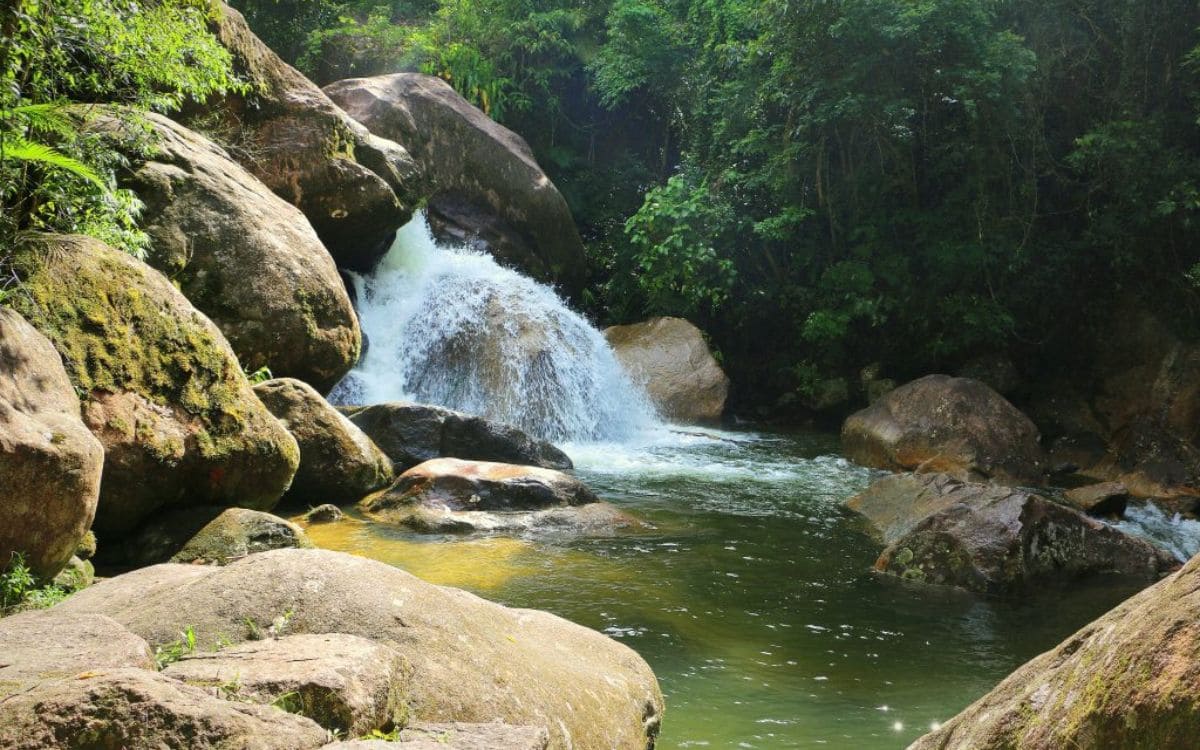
255;378;393;504
164;633;409;735
908;550;1200;750
127;507;311;566
842;374;1045;485
0;309;104;578
193;4;422;270
1062;481;1130;516
0;611;154;696
8;235;300;538
324;73;585;291
56;548;664;749
367;458;599;514
390;500;639;535
0;668;328;750
97;111;362;391
603;317;729;424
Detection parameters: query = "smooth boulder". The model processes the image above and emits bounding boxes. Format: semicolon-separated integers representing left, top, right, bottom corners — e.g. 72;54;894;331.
324;73;586;291
101;111;361;391
164;633;409;735
849;473;1175;594
0;309;104;578
326;722;550;749
370;458;599;513
842;374;1045;485
603;317;729;423
8;235;300;537
126;506;311;566
342;402;571;471
393;501;639;535
0;667;328;750
194;4;421;270
56;548;664;749
908;549;1200;750
256;378;393;505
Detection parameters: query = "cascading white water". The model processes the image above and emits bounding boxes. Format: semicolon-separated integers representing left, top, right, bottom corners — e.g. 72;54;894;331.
331;213;659;443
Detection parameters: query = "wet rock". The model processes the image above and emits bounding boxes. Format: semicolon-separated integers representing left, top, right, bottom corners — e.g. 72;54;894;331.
95;111;360;391
164;633;409;735
383;500;638;535
342;402;571;472
325;722;549;749
255;378;393;505
603;317;729;424
57;548;664;749
908;549;1200;750
842;374;1045;485
367;458;599;514
0;668;328;750
1062;481;1130;516
0;611;154;695
849;473;1175;594
127;507;311;566
7;235;299;538
303;504;345;524
191;4;421;271
324;73;585;291
0;308;103;579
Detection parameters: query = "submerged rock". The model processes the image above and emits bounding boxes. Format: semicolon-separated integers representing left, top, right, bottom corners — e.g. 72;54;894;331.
127;507;311;566
94;111;361;391
342;402;571;471
255;378;393;505
324;73;585;291
848;473;1175;594
603;317;729;424
8;235;299;538
163;633;409;735
368;458;599;513
842;374;1045;485
0;309;104;579
192;4;421;271
908;549;1200;750
56;548;664;749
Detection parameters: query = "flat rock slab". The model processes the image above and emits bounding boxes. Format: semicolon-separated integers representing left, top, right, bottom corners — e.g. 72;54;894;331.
164;633;409;735
0;667;327;750
325;721;548;749
367;458;599;513
0;611;153;696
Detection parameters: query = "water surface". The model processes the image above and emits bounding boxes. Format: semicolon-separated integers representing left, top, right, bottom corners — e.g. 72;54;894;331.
305;427;1146;749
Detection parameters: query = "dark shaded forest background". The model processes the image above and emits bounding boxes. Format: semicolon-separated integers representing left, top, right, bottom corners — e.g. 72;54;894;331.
233;0;1200;417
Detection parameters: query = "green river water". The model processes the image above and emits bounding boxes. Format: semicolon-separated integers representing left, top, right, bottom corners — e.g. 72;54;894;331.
302;427;1146;749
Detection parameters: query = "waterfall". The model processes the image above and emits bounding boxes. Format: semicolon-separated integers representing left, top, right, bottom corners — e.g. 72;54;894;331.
330;213;658;443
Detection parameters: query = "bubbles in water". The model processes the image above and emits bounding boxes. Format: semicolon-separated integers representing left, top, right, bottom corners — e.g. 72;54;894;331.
331;214;657;442
1112;502;1200;562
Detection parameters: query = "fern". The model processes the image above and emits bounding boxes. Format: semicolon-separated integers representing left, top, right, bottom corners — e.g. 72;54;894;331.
2;137;106;189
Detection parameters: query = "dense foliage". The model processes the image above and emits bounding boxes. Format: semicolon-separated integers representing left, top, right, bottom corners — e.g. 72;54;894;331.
208;1;1200;412
0;0;240;273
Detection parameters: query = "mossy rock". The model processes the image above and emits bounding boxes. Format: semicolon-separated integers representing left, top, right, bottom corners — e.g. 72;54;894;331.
9;235;299;538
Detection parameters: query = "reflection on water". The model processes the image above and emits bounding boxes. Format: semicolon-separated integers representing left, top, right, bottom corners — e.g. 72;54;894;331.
300;427;1147;749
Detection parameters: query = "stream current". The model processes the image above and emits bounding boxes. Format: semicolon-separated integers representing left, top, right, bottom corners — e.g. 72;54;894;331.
320;216;1179;748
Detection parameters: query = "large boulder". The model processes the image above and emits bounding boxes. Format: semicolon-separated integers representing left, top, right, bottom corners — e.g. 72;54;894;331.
0;309;104;578
192;4;422;270
97;111;361;391
324;73;586;291
908;549;1200;750
342;402;571;471
256;378;393;505
126;506;311;567
57;548;664;749
163;633;409;735
8;235;300;538
842;374;1045;485
848;473;1175;594
327;722;549;749
383;500;640;536
0;610;154;693
0;667;328;750
603;317;729;424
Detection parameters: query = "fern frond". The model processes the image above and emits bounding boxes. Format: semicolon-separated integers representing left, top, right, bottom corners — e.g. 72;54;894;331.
8;103;77;138
2;138;106;190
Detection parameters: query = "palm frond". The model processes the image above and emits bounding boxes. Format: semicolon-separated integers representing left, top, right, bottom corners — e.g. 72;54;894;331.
2;138;106;190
